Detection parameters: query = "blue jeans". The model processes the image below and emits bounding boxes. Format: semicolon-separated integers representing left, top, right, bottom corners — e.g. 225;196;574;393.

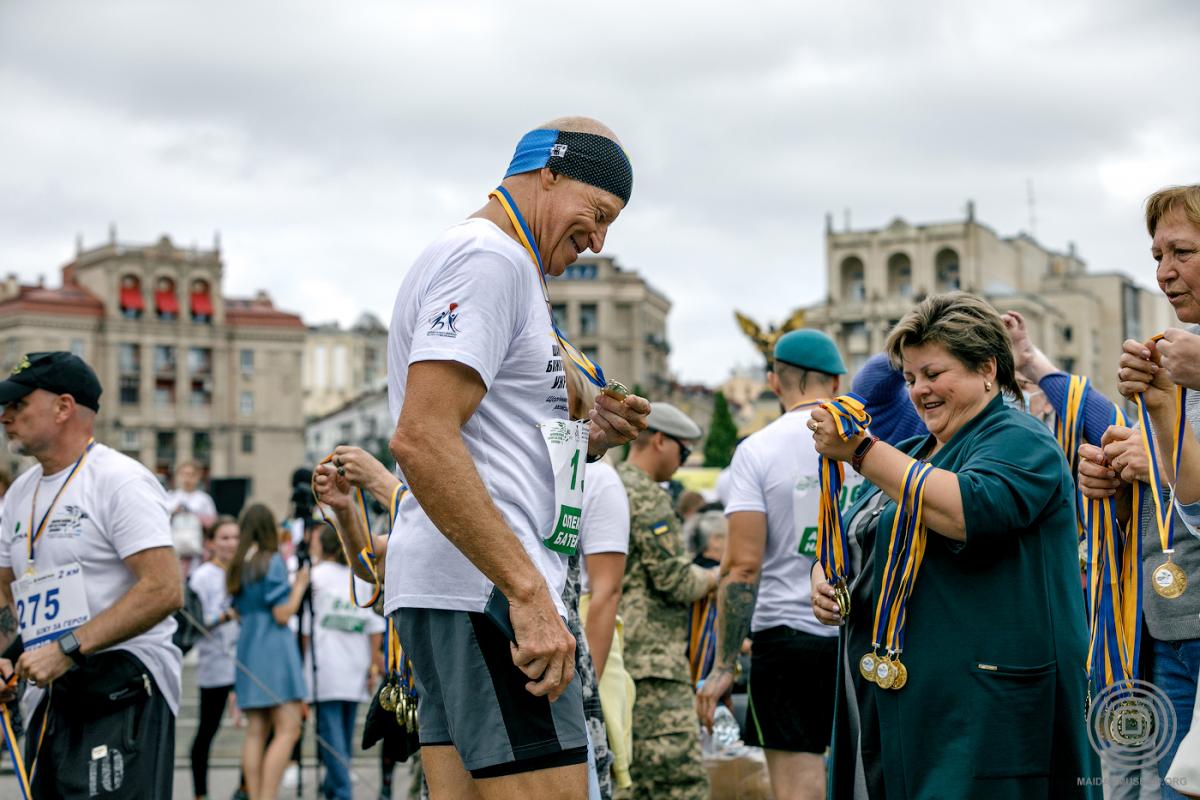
1152;638;1200;800
316;700;358;800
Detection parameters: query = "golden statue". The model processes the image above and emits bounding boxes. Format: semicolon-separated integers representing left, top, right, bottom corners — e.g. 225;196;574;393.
735;308;807;364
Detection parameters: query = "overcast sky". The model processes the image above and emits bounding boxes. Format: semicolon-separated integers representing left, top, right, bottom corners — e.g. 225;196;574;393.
2;1;1197;385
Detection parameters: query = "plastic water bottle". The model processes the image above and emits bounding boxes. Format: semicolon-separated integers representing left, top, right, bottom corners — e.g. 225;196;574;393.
712;705;741;750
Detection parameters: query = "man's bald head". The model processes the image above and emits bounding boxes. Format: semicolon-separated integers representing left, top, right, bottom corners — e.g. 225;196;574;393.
536;116;622;145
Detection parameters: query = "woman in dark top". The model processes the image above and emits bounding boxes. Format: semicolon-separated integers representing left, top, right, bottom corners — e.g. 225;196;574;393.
809;292;1099;799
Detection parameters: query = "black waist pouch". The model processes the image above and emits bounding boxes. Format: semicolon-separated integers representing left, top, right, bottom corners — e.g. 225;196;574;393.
52;650;153;722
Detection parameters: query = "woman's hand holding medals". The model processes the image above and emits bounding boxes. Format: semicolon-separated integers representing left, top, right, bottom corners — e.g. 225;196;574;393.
809;406;866;463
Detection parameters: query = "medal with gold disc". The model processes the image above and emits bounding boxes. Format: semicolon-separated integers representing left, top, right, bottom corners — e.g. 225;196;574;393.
815;394;872;622
1134;377;1189;600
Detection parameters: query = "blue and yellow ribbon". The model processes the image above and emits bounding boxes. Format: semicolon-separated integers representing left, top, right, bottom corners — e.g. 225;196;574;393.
816;394;872;591
489;185;608;388
28;439;94;564
687;595;718;686
1053;375;1090;474
1;677;49;799
1135;382;1188;566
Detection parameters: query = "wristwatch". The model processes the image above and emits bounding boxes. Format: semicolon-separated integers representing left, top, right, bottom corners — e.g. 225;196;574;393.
851;435;880;473
58;631;86;667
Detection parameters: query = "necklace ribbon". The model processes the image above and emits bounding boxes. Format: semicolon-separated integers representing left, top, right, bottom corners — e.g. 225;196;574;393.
1054;375;1089;475
1135;383;1188;566
489;186;608;388
28;439;95;564
816;394;872;609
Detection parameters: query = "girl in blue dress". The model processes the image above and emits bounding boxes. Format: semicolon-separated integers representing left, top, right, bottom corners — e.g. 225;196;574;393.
226;503;310;800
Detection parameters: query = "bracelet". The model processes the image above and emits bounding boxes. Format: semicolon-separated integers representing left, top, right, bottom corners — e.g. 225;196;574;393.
851;435;880;473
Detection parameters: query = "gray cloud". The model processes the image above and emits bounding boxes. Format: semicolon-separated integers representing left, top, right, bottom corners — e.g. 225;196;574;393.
1;0;1197;383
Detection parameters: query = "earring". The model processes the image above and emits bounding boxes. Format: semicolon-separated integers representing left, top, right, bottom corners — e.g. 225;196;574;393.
985;381;993;391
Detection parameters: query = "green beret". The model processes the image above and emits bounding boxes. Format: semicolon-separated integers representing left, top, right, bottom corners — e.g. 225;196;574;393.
773;329;846;375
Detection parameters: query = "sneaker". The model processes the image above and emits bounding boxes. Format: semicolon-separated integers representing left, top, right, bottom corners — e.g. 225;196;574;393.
230;791;249;800
281;763;300;789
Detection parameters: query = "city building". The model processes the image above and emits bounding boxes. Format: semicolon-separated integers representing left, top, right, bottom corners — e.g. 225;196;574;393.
804;203;1175;401
0;230;305;515
547;256;671;395
304;385;391;468
302;312;388;419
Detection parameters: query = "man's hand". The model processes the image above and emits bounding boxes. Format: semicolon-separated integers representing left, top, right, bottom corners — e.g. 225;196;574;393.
1101;426;1150;485
695;667;734;731
1158;328;1200;390
313;463;353;512
588;393;651;457
16;643;72;686
508;589;576;701
0;659;16;703
810;562;843;626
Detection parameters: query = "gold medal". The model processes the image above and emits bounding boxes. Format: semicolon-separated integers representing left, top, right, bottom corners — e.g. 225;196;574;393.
380;684;396;712
1152;559;1187;599
891;659;908;690
859;653;878;683
396;695;409;728
833;580;851;620
409;701;418;730
875;659;896;690
603;380;629;400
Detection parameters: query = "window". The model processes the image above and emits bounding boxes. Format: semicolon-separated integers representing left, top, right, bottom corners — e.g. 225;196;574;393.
154;345;176;375
155;431;176;477
190;279;213;323
241;432;254;454
1062;326;1074;343
887;253;913;298
935;248;961;292
339;421;354;442
333;345;348;389
119;275;144;319
240;391;254;416
190;377;212;407
240;349;254;376
841;257;866;302
187;346;212;376
552;304;567;329
119;343;140;405
121;430;140;451
1061;357;1076;374
120;376;139;406
579;304;598;336
193;431;211;466
845;321;869;353
154;276;179;320
313;345;327;389
154;379;175;408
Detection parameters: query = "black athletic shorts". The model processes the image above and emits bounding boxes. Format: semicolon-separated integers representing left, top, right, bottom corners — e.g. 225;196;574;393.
395;606;588;779
744;626;838;753
27;650;175;799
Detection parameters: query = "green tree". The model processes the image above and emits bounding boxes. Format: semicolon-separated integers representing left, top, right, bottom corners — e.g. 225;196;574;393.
704;391;738;468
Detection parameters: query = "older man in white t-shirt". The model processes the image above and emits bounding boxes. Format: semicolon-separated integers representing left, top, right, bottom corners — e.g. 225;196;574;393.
696;330;861;800
377;117;649;799
0;351;182;798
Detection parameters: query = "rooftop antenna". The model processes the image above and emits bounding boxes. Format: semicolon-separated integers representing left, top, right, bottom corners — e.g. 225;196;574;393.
1026;179;1037;238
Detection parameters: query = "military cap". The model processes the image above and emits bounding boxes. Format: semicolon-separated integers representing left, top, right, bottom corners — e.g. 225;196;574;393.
773;329;846;375
645;402;702;440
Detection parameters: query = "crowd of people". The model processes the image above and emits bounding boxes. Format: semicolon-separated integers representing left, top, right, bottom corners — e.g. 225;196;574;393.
0;115;1195;800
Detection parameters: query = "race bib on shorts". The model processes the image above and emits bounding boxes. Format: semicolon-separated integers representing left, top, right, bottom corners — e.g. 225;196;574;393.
539;419;588;555
13;563;91;648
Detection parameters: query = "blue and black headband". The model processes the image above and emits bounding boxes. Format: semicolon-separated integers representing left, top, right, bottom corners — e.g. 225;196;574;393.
504;129;633;205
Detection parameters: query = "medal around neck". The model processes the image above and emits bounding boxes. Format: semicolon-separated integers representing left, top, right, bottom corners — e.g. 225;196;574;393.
1135;380;1189;601
1153;557;1187;599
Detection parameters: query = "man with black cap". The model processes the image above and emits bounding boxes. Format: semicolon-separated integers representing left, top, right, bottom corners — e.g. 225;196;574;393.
695;330;857;800
618;402;717;800
0;351;182;798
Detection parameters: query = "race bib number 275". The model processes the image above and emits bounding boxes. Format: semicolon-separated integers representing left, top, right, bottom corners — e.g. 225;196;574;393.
12;563;91;648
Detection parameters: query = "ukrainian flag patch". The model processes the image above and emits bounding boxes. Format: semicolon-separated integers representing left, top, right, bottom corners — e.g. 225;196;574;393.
650;519;670;536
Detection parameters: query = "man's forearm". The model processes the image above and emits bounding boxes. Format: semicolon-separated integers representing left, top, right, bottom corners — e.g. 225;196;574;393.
0;598;17;656
332;504;379;583
77;575;181;656
714;577;758;671
584;592;619;678
397;426;545;603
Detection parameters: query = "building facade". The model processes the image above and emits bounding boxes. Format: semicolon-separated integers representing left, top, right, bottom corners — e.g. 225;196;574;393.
304;386;391;467
0;232;305;515
805;204;1175;401
302;312;388;420
547;256;672;395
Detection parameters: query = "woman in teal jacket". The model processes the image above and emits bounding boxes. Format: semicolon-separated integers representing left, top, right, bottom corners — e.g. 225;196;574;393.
809;292;1100;799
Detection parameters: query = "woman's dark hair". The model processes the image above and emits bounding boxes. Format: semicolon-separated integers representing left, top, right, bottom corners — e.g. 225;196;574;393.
226;503;280;596
885;292;1020;398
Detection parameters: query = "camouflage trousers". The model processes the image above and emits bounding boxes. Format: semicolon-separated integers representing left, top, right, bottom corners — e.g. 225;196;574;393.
627;677;708;800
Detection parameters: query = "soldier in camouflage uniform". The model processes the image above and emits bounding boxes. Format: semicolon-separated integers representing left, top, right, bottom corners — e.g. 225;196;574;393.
617;403;719;800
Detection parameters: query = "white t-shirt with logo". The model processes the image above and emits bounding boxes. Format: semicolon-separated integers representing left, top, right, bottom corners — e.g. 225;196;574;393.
168;488;217;520
724;407;865;637
302;561;386;703
578;461;630;595
0;443;182;713
385;218;568;616
188;560;238;688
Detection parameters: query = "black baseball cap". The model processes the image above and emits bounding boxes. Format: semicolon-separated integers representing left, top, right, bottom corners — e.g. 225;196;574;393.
0;352;102;412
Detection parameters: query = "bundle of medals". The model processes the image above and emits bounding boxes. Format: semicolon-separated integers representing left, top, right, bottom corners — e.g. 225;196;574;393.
815;394;873;622
860;459;934;691
378;619;419;731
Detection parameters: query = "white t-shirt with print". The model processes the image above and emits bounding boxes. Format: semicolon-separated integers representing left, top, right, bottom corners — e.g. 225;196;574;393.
188;560;238;688
168;488;217;520
724;407;865;637
302;561;386;703
0;443;182;713
385;218;569;616
578;461;630;595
